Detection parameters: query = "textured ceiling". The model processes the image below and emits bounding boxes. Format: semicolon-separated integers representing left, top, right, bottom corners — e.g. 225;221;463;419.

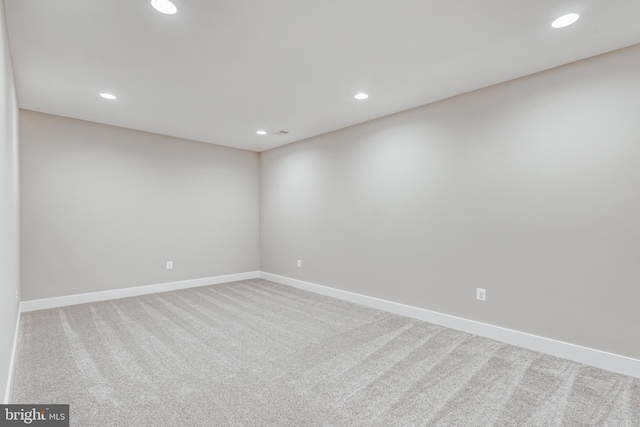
5;0;640;152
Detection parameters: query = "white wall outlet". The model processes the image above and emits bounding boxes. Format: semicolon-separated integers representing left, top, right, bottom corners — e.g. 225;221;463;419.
476;288;486;301
166;261;173;270
15;290;19;300
297;259;302;268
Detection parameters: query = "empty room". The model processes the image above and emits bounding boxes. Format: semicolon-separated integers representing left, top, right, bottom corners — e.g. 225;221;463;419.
1;0;640;425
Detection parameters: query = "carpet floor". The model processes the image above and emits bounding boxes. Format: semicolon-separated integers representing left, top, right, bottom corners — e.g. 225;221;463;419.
10;279;640;426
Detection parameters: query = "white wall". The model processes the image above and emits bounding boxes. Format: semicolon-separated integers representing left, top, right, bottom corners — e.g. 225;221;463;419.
260;44;640;360
0;0;20;403
20;111;259;300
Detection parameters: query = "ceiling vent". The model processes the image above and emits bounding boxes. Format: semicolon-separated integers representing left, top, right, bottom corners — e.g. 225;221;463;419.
271;130;289;136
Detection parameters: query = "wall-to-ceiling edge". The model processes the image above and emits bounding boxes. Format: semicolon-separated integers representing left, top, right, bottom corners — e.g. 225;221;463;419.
9;23;640;402
19;110;261;302
259;44;640;365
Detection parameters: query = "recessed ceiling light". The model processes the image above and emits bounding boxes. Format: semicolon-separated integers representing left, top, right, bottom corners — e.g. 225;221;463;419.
151;0;177;15
99;93;117;100
354;93;369;100
256;130;267;135
552;13;579;29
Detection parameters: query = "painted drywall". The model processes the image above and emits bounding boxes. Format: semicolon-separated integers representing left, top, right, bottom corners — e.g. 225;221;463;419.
20;110;259;300
0;0;20;403
260;44;640;360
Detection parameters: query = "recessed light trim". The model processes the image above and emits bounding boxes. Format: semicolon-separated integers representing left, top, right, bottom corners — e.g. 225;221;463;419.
151;0;177;15
256;130;267;135
99;93;117;100
354;93;369;100
552;13;579;29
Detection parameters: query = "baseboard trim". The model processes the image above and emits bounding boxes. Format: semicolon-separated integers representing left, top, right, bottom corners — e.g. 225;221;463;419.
259;271;640;379
20;271;260;312
4;309;20;404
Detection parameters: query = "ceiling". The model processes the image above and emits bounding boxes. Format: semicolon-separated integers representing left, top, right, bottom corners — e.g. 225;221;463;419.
4;1;640;152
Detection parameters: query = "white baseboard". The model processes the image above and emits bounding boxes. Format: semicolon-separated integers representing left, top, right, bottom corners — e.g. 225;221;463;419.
20;271;260;312
4;309;20;404
259;271;640;379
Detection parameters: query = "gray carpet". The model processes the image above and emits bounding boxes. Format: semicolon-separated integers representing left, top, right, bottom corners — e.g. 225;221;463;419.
10;279;640;426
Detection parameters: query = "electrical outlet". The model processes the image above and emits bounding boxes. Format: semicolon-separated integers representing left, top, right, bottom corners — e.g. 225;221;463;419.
15;290;19;300
166;261;173;270
297;259;302;268
476;288;486;301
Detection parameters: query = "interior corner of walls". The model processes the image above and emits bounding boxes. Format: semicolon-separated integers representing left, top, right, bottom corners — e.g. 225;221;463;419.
19;113;261;303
